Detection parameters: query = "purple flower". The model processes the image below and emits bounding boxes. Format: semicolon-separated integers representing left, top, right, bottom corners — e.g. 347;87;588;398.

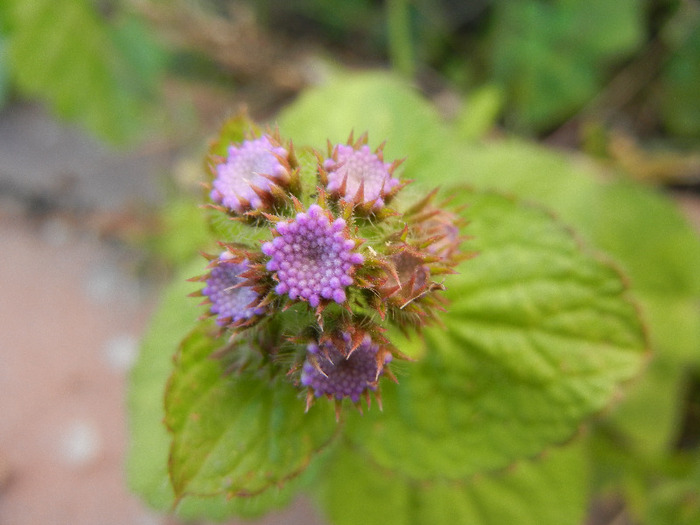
202;254;265;325
262;204;364;307
301;334;391;402
211;135;289;214
324;144;400;210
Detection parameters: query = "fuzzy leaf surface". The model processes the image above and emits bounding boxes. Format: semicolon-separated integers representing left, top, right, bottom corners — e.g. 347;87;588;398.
165;325;338;501
455;140;700;452
320;441;588;525
346;190;646;479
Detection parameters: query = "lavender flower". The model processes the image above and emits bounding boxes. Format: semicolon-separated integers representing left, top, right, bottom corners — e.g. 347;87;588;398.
301;334;391;402
262;204;364;307
202;254;265;326
211;135;289;214
323;143;400;210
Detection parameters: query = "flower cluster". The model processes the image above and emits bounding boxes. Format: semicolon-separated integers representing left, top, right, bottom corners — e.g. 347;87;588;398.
195;121;465;412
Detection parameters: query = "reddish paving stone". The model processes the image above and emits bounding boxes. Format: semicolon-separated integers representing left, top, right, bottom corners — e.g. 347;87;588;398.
0;215;326;525
0;217;158;525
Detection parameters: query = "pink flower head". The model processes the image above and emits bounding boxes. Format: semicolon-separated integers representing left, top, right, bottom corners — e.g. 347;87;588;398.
301;334;391;402
211;135;289;214
261;204;364;307
323;143;400;210
202;254;265;325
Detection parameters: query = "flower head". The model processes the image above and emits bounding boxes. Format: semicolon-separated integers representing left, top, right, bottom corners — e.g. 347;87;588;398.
262;204;364;307
211;135;291;214
321;135;402;211
301;333;391;402
195;119;471;413
201;253;265;326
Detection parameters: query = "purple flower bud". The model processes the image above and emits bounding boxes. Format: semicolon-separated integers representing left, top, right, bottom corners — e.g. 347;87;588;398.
324;144;400;210
202;254;265;325
263;204;363;307
301;334;389;402
211;135;289;214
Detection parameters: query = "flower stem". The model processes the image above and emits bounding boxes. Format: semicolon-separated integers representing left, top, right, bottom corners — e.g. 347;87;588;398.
386;0;415;77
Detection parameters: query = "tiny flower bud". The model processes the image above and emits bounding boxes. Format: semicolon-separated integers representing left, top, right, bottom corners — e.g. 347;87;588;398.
322;134;402;212
211;135;290;214
301;334;390;402
202;254;265;326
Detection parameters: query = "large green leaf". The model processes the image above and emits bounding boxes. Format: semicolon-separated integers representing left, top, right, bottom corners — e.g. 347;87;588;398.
6;0;164;142
127;260;302;520
320;441;588;525
458;141;700;296
127;261;203;511
456;140;700;454
165;324;338;502
346;190;646;479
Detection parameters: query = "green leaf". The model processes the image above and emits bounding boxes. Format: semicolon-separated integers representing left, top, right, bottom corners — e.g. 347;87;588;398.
639;294;700;364
165;324;338;502
127;260;304;519
0;2;11;107
127;260;204;510
607;356;686;456
646;453;700;525
454;140;700;451
151;196;214;269
346;190;646;479
458;141;700;293
454;84;503;142
6;0;165;142
320;441;588;525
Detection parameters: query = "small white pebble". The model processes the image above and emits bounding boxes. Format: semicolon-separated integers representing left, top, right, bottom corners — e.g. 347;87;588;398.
102;334;139;372
84;262;141;305
58;420;101;467
136;511;164;525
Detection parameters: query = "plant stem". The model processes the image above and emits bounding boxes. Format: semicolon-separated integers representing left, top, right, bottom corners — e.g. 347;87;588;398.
386;0;415;77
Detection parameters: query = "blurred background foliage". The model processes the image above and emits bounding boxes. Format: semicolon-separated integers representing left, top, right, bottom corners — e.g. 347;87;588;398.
2;0;699;524
0;0;699;151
